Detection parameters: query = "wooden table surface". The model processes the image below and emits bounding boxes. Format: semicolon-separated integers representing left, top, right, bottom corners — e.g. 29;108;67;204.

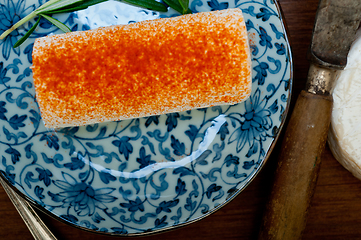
2;0;361;239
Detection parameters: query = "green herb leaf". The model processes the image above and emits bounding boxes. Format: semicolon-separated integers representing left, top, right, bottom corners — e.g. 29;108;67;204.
13;16;42;48
36;0;64;11
120;0;168;12
39;14;71;33
42;0;108;14
162;0;182;13
177;0;189;14
2;0;193;47
162;0;190;14
38;0;85;13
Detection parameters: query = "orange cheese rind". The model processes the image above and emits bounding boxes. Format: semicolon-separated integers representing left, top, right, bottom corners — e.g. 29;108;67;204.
32;9;252;128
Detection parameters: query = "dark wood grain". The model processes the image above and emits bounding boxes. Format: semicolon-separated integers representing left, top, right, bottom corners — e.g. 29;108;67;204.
2;0;361;239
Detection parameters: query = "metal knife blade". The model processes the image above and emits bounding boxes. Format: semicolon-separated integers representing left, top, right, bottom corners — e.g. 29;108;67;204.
309;0;361;69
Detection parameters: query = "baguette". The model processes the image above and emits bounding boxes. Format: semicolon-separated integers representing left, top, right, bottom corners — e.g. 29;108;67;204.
32;9;252;128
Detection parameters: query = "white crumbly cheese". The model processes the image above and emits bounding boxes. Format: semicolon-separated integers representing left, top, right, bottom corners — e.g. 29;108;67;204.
328;30;361;179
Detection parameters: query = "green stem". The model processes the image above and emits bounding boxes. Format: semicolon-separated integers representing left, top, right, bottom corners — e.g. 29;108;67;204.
13;16;42;48
36;0;64;11
0;0;63;40
0;11;37;39
38;0;84;13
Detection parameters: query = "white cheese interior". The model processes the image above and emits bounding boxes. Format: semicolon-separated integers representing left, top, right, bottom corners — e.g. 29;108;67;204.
328;30;361;179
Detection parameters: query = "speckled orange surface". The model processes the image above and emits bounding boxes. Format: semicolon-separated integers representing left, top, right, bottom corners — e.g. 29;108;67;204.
32;9;252;128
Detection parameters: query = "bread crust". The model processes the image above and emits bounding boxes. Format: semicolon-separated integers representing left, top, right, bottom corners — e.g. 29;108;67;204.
32;9;252;128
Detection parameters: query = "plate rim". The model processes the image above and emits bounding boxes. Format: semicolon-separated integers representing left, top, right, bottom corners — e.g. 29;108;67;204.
0;0;293;236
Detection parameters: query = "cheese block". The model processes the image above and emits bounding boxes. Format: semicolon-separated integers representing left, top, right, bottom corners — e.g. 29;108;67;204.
328;30;361;179
32;9;252;128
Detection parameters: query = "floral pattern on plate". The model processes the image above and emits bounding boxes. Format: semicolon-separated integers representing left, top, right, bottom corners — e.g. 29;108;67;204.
0;0;292;235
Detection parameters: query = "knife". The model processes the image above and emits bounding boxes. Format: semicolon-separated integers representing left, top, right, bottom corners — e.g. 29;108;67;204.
258;0;361;239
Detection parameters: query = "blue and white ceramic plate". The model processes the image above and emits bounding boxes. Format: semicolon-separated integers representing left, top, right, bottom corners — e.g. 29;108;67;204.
0;0;292;236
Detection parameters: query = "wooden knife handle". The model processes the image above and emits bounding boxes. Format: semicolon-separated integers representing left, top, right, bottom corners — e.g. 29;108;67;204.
258;90;333;240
